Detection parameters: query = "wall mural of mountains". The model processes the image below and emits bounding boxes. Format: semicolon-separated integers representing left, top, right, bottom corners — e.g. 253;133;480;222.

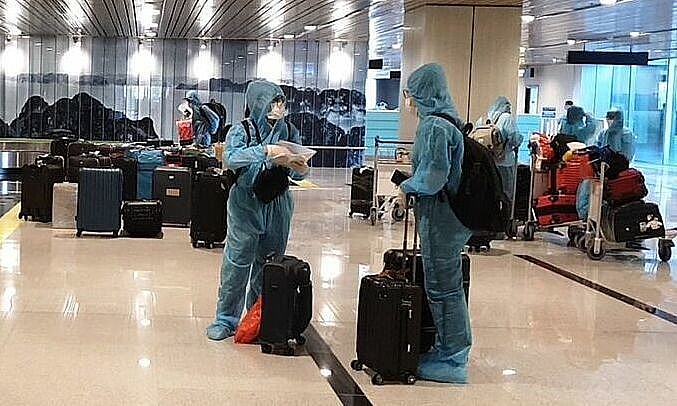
0;36;368;168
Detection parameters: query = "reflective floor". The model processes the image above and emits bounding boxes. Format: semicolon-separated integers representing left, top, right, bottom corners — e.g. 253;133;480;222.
0;169;676;405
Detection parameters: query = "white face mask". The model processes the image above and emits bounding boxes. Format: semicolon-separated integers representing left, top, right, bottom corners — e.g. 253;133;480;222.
267;102;286;120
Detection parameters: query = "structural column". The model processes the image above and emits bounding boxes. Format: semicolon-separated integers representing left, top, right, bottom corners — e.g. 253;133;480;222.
400;4;522;139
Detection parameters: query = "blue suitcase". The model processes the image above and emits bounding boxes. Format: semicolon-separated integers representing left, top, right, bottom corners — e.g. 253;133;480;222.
127;149;164;199
76;168;123;237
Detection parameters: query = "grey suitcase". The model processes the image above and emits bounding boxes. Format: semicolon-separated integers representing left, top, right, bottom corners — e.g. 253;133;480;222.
76;168;123;237
153;167;192;227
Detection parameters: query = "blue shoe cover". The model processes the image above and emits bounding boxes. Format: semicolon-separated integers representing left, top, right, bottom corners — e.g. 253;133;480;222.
206;323;234;341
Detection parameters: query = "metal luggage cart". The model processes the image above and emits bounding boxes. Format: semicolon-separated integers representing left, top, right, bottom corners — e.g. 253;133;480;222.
573;163;675;262
520;139;589;241
369;136;413;226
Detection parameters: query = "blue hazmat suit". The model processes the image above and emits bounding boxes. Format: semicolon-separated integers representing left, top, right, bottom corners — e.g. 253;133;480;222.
559;106;596;143
400;63;473;383
577;109;636;219
206;80;306;341
488;96;523;203
186;90;220;147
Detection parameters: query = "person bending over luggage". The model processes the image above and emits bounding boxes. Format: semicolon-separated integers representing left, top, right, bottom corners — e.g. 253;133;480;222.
206;80;309;341
487;96;523;206
558;105;597;144
399;63;472;383
184;90;220;148
596;108;636;162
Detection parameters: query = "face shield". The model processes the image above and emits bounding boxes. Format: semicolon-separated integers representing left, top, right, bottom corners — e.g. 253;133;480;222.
267;94;287;120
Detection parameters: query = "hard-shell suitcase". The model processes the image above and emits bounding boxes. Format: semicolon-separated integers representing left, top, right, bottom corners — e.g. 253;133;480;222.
153;167;191;226
76;168;123;237
605;168;648;206
49;134;76;174
259;255;313;356
112;156;138;201
353;198;422;385
68;154;112;183
556;157;591;195
52;183;78;229
122;200;163;238
603;201;665;243
514;164;531;221
349;167;373;217
19;156;64;222
190;170;233;248
535;194;578;226
383;248;471;355
129;149;165;199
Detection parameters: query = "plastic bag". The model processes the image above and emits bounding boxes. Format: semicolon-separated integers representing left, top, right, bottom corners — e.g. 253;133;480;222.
176;119;194;144
234;297;262;344
275;141;317;163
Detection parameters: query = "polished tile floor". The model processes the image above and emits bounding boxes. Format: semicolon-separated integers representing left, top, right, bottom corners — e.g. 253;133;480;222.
0;168;676;405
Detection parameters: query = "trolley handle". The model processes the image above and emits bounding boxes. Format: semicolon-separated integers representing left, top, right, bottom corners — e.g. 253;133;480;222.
402;195;419;283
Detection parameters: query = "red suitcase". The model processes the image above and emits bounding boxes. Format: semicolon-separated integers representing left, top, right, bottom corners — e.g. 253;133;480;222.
535;194;578;226
605;168;648;206
556;155;593;194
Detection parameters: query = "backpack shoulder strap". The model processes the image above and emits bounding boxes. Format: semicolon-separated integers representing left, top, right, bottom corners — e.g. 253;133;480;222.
241;120;251;147
430;112;469;135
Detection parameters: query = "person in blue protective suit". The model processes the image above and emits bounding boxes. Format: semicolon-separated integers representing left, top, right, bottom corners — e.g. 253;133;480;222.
559;105;597;144
487;96;523;204
400;63;472;384
596;108;636;161
206;80;309;341
577;108;636;219
185;90;220;148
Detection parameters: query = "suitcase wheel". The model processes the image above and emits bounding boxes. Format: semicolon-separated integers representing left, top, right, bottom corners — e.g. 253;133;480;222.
191;239;199;248
371;374;384;386
403;374;417;385
261;343;273;354
76;230;83;238
112;231;119;238
296;335;306;346
350;360;363;371
658;240;672;262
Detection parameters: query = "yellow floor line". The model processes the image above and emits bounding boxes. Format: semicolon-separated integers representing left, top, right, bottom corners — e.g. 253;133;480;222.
0;203;22;243
291;180;319;189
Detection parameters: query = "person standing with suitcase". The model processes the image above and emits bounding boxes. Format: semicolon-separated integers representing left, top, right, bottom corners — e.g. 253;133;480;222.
206;80;309;341
399;63;473;383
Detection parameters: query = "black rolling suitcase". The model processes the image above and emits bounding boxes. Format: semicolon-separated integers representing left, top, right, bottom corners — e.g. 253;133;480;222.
68;154;112;183
190;169;233;248
67;141;97;158
19;156;65;222
352;200;422;386
122;200;163;238
349;167;373;217
49;133;76;176
112;156;138;201
259;255;313;356
153;167;192;226
603;201;665;243
76;168;123;237
514;164;531;221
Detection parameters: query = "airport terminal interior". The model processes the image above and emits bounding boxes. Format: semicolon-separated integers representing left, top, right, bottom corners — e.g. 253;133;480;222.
1;0;677;405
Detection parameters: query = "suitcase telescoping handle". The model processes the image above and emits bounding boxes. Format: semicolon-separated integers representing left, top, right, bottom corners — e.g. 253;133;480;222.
402;194;419;283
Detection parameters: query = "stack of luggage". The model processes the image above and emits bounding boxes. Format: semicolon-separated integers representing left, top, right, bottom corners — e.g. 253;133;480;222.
20;138;231;245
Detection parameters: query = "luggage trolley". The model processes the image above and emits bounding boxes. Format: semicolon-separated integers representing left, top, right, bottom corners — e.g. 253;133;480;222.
369;137;413;226
521;138;592;241
572;162;675;262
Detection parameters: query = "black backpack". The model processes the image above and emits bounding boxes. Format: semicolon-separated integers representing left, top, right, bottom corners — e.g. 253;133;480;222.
205;101;228;144
430;113;511;233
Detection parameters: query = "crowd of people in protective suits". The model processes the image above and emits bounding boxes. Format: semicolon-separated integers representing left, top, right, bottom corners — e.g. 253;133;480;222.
195;63;637;385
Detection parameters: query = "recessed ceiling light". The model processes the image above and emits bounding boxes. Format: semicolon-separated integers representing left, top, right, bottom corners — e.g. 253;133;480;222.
283;34;295;39
392;43;402;50
567;39;577;45
629;31;642;38
402;26;412;31
247;51;255;55
304;25;318;31
35;42;42;46
521;15;535;24
144;31;157;38
599;0;617;5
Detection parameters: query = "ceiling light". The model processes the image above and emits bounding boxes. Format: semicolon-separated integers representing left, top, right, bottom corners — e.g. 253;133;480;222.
629;31;642;38
519;46;526;53
552;57;559;64
502;369;517;376
144;31;157;38
247;51;255;55
402;26;413;31
283;34;295;39
392;43;402;50
599;0;617;5
200;41;208;50
35;42;42;47
567;39;577;45
304;25;318;31
268;45;274;51
521;15;535;24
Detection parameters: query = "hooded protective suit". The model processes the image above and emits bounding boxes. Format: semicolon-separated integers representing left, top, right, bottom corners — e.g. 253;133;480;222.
488;96;523;202
185;90;220;147
400;63;472;383
206;80;305;341
559;106;596;143
596;109;635;161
